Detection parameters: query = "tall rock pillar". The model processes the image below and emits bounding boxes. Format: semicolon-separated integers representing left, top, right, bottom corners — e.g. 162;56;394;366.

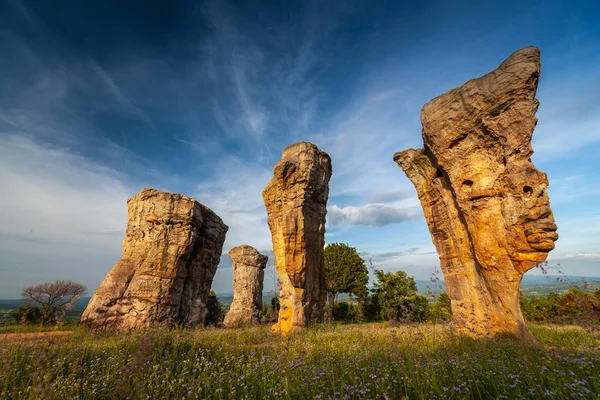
223;245;268;327
263;142;332;335
394;47;558;339
81;188;228;329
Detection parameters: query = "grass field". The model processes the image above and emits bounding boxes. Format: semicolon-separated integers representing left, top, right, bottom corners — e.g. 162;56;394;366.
1;322;599;399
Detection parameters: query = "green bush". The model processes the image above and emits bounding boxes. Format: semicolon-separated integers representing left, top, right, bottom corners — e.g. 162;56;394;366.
520;288;600;325
429;293;452;322
205;291;226;326
373;269;429;322
360;293;382;322
13;304;42;324
331;301;360;322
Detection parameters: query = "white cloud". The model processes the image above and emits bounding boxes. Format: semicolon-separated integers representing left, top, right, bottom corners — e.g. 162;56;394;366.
0;134;131;297
362;248;437;262
327;204;421;227
549;253;600;261
196;157;273;253
367;190;412;204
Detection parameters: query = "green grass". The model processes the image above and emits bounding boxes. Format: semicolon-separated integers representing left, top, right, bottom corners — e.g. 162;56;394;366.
1;323;598;399
0;322;78;334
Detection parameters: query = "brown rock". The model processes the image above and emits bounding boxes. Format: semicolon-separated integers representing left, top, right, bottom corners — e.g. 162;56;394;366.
223;245;268;327
263;142;332;335
394;47;558;339
80;188;228;330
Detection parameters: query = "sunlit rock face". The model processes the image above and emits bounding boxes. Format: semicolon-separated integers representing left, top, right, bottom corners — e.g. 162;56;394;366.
394;47;558;339
81;188;228;330
223;245;268;328
263;142;332;335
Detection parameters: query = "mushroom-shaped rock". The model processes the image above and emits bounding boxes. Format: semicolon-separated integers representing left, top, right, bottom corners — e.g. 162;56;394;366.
223;245;268;328
80;188;228;330
263;142;332;335
394;47;558;340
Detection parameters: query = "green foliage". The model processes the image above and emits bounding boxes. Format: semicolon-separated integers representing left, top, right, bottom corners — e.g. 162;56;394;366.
12;305;42;325
372;269;429;322
323;243;369;321
262;296;280;322
359;293;382;322
205;290;226;326
1;324;599;399
330;301;361;322
429;293;453;322
520;288;600;325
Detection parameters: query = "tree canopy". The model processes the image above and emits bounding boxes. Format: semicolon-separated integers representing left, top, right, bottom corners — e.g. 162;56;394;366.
324;243;369;321
324;243;369;299
21;280;87;325
372;269;428;322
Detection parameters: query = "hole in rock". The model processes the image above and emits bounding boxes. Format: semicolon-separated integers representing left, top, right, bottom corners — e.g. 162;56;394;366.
523;185;533;197
463;180;473;187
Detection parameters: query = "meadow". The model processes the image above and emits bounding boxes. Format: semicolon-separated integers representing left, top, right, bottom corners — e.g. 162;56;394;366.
1;323;598;399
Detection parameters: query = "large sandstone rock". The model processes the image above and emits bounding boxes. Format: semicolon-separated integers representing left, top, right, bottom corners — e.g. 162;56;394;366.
394;47;558;339
81;188;228;330
223;245;268;327
263;142;332;335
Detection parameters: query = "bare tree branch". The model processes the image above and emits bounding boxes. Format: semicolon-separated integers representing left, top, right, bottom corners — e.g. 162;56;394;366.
21;280;87;325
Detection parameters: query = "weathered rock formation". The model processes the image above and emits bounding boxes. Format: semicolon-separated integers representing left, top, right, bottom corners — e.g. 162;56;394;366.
223;245;268;327
81;188;228;330
263;142;332;335
394;47;558;339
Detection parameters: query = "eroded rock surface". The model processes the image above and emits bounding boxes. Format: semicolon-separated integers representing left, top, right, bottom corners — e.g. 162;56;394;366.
394;47;558;339
263;142;332;335
81;188;228;330
223;245;268;327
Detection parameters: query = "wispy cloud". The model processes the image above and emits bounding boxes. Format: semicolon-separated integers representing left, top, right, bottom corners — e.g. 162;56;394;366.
197;0;333;160
196;157;273;253
328;204;421;227
367;190;412;204
90;62;155;128
362;248;437;262
0;134;131;297
549;253;600;261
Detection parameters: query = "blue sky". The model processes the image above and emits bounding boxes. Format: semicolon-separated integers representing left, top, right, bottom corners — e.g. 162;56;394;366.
0;0;599;298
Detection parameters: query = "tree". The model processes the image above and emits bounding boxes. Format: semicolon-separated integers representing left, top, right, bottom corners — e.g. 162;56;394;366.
21;280;87;325
373;269;429;322
324;243;369;321
429;293;452;322
205;290;226;326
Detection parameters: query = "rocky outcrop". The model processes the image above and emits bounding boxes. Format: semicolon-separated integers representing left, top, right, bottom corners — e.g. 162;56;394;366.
223;245;268;327
394;47;558;339
263;142;332;335
81;188;228;330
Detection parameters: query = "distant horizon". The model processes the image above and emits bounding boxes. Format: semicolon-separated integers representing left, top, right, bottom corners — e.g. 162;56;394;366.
2;273;599;301
1;0;599;298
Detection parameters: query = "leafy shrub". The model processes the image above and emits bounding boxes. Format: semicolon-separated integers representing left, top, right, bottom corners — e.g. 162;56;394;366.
262;297;280;322
13;304;42;324
205;291;226;326
360;293;382;322
332;301;361;322
373;269;429;322
429;293;452;322
521;288;600;325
